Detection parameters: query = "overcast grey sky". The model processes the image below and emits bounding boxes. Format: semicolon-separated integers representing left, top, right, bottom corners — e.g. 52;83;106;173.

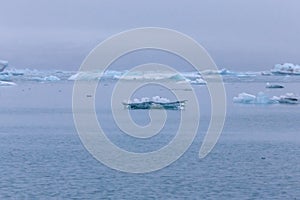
0;0;299;71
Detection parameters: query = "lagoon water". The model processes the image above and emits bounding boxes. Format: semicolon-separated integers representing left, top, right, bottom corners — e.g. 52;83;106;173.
0;75;299;199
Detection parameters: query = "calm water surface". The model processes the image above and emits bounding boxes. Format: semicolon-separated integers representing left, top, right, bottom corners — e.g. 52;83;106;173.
0;81;299;199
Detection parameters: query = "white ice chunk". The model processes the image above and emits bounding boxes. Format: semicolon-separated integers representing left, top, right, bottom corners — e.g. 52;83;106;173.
0;80;16;86
43;75;60;81
190;78;207;85
233;92;277;104
271;63;300;75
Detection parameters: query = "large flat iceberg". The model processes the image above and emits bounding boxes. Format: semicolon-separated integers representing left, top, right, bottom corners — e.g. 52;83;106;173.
233;92;300;105
123;96;186;110
233;92;277;104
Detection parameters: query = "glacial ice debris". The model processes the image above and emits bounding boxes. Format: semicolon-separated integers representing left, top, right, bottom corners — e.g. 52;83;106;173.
123;96;186;110
43;75;60;81
233;92;277;104
233;92;300;105
190;78;207;85
271;63;300;75
0;80;16;86
272;93;299;104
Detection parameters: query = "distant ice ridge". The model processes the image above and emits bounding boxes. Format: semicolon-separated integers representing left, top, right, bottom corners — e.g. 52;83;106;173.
201;68;257;77
271;63;300;75
1;67;299;84
67;71;115;80
0;68;209;83
69;70;191;81
68;70;205;84
68;68;258;82
0;68;69;82
233;92;299;105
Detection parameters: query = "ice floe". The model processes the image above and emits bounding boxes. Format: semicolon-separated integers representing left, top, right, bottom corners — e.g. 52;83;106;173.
0;80;16;86
233;92;277;104
123;96;186;110
233;92;300;105
266;82;284;89
272;93;299;104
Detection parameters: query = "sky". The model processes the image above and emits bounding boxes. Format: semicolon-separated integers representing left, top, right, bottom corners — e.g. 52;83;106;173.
0;0;299;71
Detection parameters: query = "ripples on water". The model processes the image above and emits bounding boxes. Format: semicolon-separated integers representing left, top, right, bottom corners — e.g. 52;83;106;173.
0;80;299;199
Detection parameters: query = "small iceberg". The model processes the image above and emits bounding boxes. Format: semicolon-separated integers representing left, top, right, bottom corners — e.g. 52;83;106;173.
271;63;300;75
0;60;8;72
266;82;284;89
68;71;103;81
178;78;207;85
30;75;60;82
234;92;300;105
0;80;16;86
43;75;60;81
273;93;299;105
201;68;236;76
233;92;277;104
261;71;272;76
278;97;299;104
123;96;187;110
190;78;207;85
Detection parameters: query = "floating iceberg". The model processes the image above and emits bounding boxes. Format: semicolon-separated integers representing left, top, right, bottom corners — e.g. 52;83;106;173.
234;92;300;105
201;68;235;76
0;60;8;72
68;71;103;81
273;93;299;104
123;96;186;110
116;71;185;81
233;92;277;104
271;63;300;75
43;75;60;81
176;77;207;85
261;71;272;76
201;68;257;78
266;82;284;89
0;80;16;86
29;75;60;82
190;78;207;85
69;70;203;82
